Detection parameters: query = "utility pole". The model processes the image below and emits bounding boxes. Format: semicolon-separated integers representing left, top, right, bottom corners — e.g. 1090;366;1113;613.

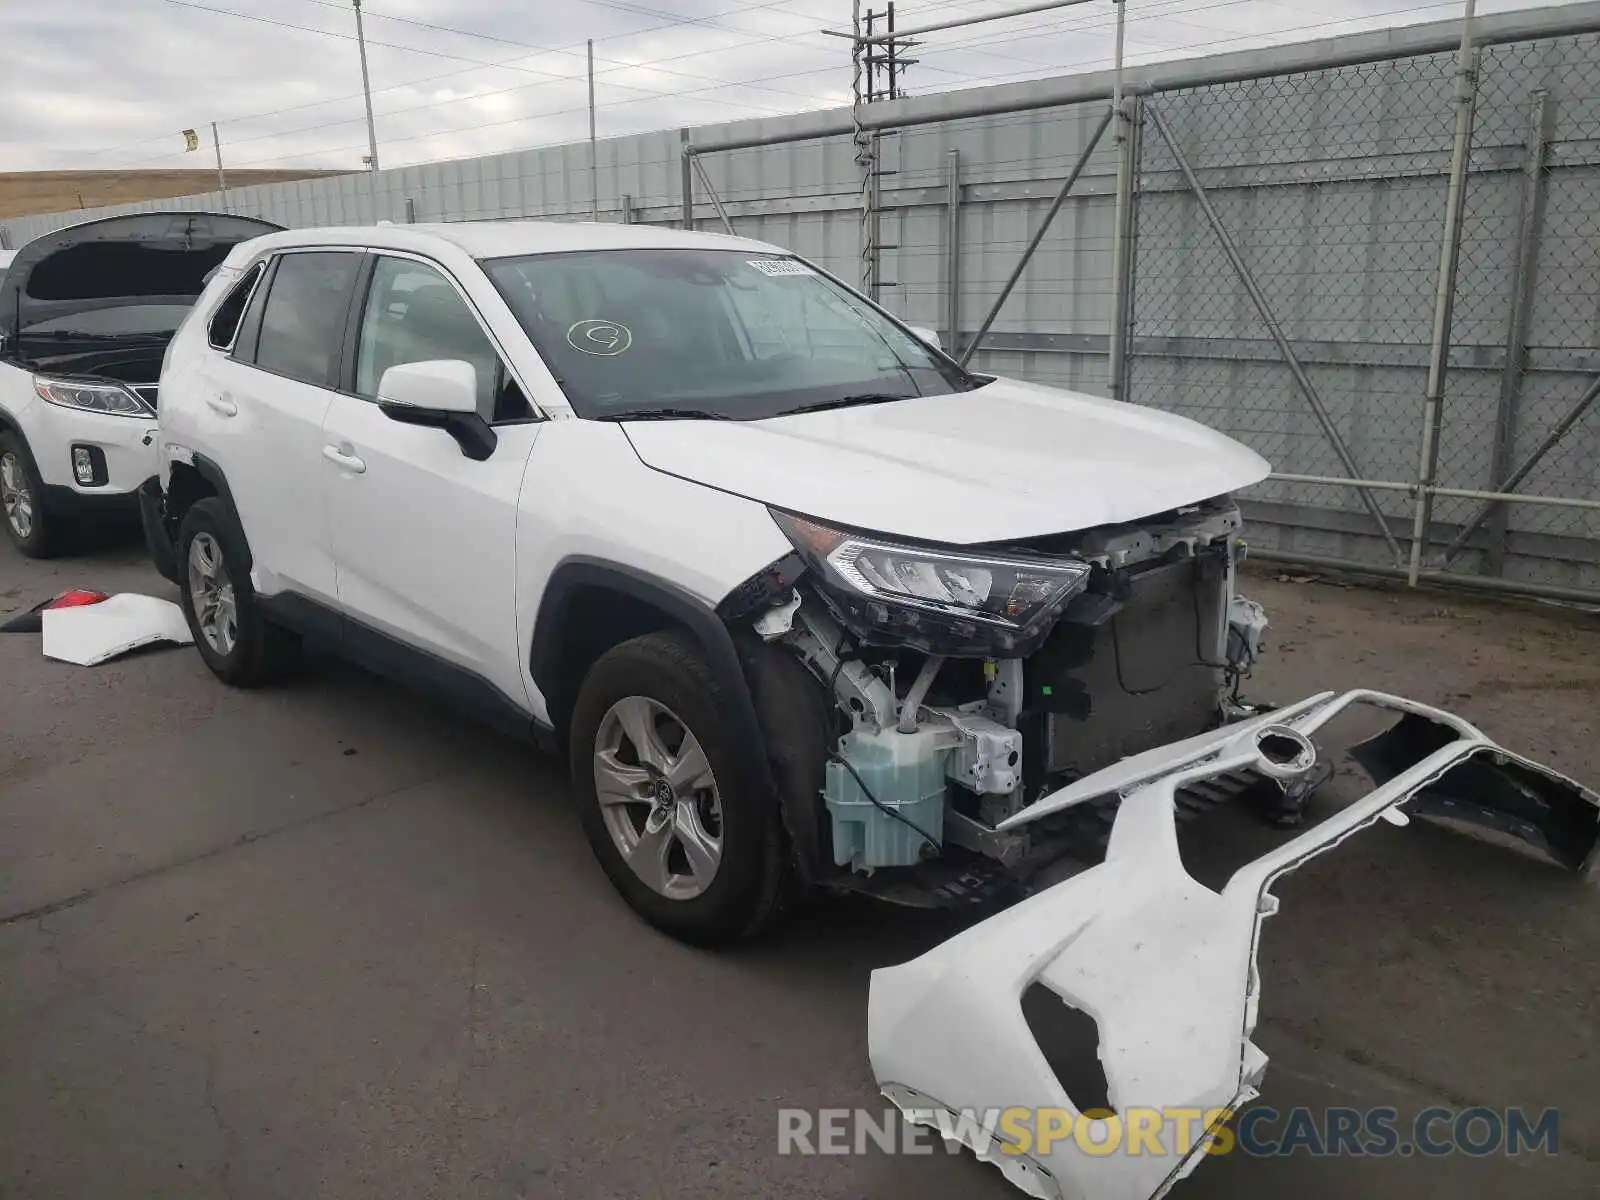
854;5;916;299
353;0;380;171
211;122;227;193
588;38;599;220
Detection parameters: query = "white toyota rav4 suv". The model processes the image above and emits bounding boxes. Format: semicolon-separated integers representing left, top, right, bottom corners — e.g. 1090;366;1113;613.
145;221;1277;944
0;213;280;555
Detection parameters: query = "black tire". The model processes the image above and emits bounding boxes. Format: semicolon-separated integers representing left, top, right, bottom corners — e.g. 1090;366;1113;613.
569;630;789;946
0;431;63;558
176;497;300;686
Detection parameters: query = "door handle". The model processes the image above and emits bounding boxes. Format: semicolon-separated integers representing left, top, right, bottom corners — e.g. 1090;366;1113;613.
206;394;238;417
322;444;367;474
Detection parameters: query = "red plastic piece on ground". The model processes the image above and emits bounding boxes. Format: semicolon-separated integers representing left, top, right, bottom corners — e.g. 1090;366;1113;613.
43;589;110;610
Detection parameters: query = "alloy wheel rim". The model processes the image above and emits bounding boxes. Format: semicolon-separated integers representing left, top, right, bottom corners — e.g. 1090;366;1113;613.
187;532;238;655
593;695;724;900
0;452;33;540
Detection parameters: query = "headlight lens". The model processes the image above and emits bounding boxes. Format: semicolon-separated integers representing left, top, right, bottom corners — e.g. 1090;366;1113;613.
772;510;1092;630
34;376;154;418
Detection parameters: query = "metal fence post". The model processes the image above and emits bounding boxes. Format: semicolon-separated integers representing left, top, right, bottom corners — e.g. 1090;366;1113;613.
1478;88;1552;574
1146;102;1406;565
1407;1;1481;585
1106;0;1134;400
680;130;694;230
956;107;1112;367
944;149;961;352
1107;94;1142;401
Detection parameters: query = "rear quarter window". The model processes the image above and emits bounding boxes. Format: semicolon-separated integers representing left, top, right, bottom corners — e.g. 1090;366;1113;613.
208;263;265;351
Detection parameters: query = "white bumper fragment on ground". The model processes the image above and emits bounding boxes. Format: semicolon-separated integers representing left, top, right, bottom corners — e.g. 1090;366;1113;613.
42;593;194;666
867;691;1600;1200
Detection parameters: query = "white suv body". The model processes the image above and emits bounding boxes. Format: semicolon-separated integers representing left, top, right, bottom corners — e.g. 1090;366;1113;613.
0;213;281;556
142;221;1600;1200
147;220;1276;943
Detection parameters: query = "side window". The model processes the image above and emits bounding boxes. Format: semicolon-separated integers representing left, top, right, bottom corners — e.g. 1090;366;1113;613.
254;252;362;387
207;262;264;351
355;256;529;420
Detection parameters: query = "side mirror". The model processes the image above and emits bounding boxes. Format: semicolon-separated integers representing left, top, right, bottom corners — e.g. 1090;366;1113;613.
377;359;478;414
908;326;942;351
376;359;496;461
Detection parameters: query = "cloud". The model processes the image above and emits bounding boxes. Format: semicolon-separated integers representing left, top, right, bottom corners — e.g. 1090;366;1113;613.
0;0;1566;173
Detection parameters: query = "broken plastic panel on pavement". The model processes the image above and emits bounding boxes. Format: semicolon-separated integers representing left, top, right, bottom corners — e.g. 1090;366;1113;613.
867;691;1599;1200
39;593;193;666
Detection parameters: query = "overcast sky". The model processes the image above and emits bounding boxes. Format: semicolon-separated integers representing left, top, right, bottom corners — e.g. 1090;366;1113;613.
2;0;1569;173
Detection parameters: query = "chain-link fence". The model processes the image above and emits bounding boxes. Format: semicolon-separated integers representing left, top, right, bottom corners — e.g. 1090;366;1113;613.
4;7;1597;601
1126;29;1600;598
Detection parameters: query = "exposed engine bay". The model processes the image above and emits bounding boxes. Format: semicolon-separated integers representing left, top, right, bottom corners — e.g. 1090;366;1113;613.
753;496;1270;898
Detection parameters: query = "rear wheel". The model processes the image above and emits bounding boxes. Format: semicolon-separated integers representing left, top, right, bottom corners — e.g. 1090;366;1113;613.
176;497;299;686
0;433;60;558
570;630;789;945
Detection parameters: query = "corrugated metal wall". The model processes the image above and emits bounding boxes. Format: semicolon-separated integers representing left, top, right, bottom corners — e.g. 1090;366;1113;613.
4;7;1598;596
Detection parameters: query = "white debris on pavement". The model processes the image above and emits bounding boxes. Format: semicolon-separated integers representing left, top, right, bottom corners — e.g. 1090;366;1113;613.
41;593;194;666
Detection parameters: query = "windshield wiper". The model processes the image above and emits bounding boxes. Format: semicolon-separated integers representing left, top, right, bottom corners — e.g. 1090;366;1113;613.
595;406;738;422
780;392;914;416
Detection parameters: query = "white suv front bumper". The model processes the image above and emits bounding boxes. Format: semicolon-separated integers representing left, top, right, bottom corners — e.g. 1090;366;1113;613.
26;399;159;497
868;691;1599;1200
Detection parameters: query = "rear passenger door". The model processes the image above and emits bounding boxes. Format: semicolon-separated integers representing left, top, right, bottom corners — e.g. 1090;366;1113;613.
321;253;540;710
209;250;362;604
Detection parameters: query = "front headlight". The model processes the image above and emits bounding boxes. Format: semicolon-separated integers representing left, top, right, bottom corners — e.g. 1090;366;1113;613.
772;510;1092;649
34;376;154;419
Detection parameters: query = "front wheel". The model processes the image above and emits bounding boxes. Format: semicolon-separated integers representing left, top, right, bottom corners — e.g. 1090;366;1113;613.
0;432;60;558
569;630;789;945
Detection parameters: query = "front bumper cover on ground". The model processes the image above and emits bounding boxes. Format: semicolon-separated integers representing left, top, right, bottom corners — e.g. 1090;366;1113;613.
867;691;1599;1200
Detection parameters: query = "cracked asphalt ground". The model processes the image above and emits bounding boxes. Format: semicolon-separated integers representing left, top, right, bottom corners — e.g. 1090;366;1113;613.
2;530;1597;1200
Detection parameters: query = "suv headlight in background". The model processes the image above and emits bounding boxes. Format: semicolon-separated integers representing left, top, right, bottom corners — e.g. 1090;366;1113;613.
772;509;1092;656
34;376;155;419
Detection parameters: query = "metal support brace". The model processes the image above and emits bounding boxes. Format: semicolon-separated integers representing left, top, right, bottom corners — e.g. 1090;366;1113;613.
956;107;1112;367
690;154;737;235
1146;103;1405;565
1438;373;1600;564
1476;89;1552;573
944;149;961;352
1408;2;1480;584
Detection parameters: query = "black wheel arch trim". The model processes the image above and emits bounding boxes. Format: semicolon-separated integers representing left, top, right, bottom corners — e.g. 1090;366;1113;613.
530;558;794;848
171;452;251;573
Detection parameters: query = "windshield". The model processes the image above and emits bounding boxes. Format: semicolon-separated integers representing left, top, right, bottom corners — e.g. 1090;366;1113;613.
482;248;977;420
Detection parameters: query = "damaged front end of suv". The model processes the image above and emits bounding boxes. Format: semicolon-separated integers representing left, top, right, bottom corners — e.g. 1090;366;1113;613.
728;493;1274;907
723;495;1600;1200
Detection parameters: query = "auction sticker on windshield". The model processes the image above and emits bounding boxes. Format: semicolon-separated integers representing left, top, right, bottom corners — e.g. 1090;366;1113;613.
748;259;816;277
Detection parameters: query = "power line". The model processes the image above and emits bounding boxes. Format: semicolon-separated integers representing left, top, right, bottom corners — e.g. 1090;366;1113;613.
83;0;841;166
221;56;854;171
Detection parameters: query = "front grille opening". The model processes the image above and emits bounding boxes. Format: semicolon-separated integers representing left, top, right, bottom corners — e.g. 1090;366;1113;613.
1020;982;1114;1114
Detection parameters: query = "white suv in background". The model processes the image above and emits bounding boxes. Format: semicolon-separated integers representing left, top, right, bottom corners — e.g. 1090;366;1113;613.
145;221;1274;944
0;213;279;556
